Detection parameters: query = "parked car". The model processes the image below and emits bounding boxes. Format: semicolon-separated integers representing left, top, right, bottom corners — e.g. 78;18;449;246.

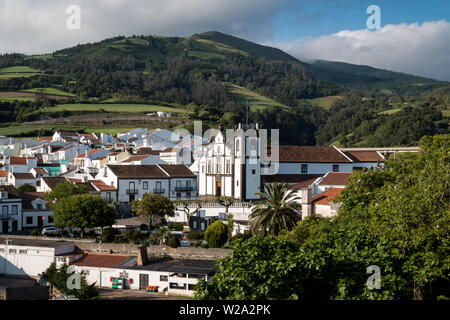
179;240;193;247
42;227;60;236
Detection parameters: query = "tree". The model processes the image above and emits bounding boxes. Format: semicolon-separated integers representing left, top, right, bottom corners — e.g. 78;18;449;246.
168;234;180;248
44;182;89;210
249;182;301;237
215;196;237;214
194;237;303;300
53;194;115;238
132;193;175;230
204;221;228;248
226;213;234;241
177;200;204;231
17;183;36;192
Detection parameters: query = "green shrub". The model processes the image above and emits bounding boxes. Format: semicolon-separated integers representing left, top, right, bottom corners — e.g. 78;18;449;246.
230;230;252;243
168;222;184;231
168;234;180;248
205;221;228;248
186;231;203;241
194;240;208;248
122;229;142;243
30;229;39;237
101;227;118;243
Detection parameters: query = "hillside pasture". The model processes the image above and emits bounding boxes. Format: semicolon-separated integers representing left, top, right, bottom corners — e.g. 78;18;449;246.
228;84;289;111
307;95;342;110
0;66;42;79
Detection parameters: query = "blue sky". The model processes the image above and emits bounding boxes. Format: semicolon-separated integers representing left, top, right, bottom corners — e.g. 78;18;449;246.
271;0;450;41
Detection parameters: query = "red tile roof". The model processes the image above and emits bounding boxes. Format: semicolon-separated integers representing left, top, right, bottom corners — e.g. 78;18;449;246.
9;157;34;165
90;180;117;191
312;188;344;205
270;146;352;163
71;254;130;268
107;164;168;178
319;172;352;186
344;151;384;162
0;171;8;177
158;164;196;178
122;155;152;163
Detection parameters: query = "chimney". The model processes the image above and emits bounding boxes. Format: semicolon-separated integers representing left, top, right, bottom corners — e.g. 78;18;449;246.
301;187;312;219
137;246;148;266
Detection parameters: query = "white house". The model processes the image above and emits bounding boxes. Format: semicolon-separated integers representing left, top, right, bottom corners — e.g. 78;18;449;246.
95;164;197;202
0;186;22;233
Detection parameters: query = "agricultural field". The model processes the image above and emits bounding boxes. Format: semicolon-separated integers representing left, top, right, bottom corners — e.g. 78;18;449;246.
307;95;342;110
0;66;42;79
42;103;187;114
23;87;76;97
228;84;288;111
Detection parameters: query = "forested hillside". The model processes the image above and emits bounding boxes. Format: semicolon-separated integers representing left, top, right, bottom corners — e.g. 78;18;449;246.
0;32;448;146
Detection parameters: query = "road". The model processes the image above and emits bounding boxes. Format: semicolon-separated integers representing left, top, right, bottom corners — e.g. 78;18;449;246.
98;288;190;300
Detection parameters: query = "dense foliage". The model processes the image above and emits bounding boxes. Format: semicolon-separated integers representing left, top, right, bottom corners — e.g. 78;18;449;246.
132;193;175;229
195;135;450;300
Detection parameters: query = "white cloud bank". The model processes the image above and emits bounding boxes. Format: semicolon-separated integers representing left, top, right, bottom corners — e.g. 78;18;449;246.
272;20;450;81
0;0;278;54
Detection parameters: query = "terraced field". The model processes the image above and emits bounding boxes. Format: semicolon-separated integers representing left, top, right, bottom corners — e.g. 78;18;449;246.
23;87;76;97
0;66;42;79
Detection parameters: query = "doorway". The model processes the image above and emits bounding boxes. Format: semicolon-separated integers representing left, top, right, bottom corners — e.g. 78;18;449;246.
139;274;149;290
215;180;221;197
38;216;44;229
2;221;8;233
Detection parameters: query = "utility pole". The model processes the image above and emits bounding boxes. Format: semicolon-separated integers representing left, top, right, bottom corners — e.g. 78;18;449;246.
246;100;249;127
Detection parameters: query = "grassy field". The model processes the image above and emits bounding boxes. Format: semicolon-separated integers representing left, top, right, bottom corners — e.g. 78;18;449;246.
42;103;187;113
23;87;76;97
0;96;36;102
0;66;42;79
378;108;402;115
228;84;288;111
307;95;342;110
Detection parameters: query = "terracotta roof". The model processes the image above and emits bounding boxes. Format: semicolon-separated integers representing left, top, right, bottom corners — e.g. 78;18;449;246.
42;176;67;189
12;173;35;180
319;172;352;186
107;165;168;179
344;151;384;162
0;171;8;177
312;188;344;205
71;254;130;268
270;146;351;163
90;180;117;191
136;147;161;156
122;155;152;163
58;144;76;151
158;164;196;178
0;185;21;199
9;157;33;165
262;174;323;184
33;168;48;175
288;175;325;189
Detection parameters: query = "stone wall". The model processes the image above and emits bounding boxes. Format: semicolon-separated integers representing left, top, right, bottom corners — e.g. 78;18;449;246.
0;286;49;300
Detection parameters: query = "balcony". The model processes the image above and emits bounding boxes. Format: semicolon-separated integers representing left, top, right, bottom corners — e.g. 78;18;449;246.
126;189;138;195
153;189;165;194
175;186;194;192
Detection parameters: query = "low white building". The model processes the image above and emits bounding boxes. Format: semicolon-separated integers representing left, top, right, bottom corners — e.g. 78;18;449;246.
70;251;215;297
0;237;77;277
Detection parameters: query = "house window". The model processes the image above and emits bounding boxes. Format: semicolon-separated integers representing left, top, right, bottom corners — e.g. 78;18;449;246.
9;249;16;254
12;205;18;215
19;250;27;254
176;192;181;199
106;192;112;202
36;203;42;210
301;164;308;174
333;164;339;172
2;206;8;216
252;169;256;175
26;217;33;224
226;160;230;174
235;139;240;154
188;284;196;291
143;182;148;190
160;275;168;282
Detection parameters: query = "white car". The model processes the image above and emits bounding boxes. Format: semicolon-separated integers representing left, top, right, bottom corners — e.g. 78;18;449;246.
42;227;60;236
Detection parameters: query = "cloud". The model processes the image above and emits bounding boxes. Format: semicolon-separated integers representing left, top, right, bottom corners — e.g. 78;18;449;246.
271;20;450;81
0;0;279;54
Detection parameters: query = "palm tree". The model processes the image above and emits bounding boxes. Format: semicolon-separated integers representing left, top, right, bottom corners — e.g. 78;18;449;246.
249;182;302;236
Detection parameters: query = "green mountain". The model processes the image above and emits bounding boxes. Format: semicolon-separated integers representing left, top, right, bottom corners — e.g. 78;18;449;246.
0;31;448;147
